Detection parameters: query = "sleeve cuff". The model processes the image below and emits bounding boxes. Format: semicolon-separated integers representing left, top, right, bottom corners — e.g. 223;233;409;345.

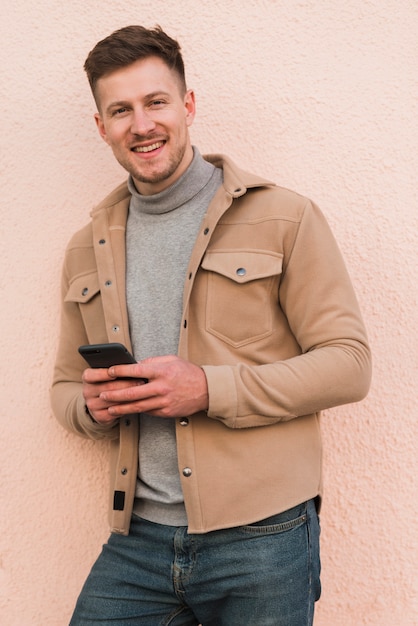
201;365;238;427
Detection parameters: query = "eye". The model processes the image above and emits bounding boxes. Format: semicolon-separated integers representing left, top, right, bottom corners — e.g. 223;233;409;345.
150;99;166;108
111;107;129;117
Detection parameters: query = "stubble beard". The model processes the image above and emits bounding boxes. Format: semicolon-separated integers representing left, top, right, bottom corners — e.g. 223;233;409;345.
122;141;188;186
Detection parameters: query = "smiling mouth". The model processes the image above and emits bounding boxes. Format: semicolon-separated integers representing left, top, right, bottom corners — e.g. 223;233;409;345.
132;141;165;153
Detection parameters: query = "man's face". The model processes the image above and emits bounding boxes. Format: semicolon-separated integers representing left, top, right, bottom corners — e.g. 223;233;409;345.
94;56;195;195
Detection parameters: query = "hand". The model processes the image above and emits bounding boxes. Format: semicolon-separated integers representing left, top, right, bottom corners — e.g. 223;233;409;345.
99;355;209;419
82;367;146;424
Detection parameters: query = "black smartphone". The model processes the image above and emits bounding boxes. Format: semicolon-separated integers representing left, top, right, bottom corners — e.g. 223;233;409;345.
78;343;137;368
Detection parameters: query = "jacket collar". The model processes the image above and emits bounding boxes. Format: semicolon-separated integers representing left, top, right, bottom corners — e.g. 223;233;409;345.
90;153;276;218
204;153;276;198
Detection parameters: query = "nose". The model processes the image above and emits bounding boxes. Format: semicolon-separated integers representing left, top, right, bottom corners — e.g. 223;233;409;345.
131;108;156;135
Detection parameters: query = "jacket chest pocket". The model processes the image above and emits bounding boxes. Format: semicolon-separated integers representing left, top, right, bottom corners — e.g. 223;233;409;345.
65;271;107;343
200;249;283;347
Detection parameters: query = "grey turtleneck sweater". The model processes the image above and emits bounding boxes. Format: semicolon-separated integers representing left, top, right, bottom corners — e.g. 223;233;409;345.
126;148;223;526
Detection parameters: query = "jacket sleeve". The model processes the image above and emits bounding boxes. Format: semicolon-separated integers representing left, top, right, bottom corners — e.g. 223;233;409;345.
202;200;372;428
50;241;119;441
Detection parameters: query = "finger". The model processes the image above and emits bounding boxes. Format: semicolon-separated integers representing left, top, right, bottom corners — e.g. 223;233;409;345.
88;407;119;425
107;395;167;417
108;362;150;382
109;355;179;381
85;396;119;424
82;367;117;383
100;378;153;404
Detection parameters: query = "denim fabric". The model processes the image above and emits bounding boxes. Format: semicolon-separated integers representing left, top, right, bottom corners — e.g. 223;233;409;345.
70;499;321;625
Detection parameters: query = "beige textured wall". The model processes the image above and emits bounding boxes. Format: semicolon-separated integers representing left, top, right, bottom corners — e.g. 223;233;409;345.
1;1;417;624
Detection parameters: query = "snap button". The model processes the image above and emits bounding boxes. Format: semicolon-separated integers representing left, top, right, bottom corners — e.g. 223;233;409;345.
99;239;106;245
121;468;127;475
236;267;246;276
182;468;192;477
105;280;112;287
203;228;209;235
112;325;120;333
179;418;189;426
81;287;89;296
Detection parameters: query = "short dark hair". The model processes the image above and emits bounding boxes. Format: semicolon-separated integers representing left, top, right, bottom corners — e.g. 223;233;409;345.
84;25;187;103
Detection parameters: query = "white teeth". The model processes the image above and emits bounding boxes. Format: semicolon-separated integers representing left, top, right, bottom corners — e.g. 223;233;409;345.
133;142;164;153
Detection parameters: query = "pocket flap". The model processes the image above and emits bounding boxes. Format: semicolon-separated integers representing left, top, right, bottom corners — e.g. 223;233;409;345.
201;249;283;283
65;272;100;303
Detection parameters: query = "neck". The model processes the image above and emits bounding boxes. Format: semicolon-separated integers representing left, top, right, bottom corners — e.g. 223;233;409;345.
128;147;217;215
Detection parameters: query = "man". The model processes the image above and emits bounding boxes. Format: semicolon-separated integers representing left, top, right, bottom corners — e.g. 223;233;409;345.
51;25;371;626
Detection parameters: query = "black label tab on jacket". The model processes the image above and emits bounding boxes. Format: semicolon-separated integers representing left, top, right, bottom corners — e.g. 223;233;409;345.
113;490;125;511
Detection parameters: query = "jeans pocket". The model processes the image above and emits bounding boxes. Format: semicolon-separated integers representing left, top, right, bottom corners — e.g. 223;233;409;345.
240;501;308;536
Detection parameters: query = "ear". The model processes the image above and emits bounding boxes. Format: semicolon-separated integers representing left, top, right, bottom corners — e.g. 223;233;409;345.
94;113;110;145
184;90;196;128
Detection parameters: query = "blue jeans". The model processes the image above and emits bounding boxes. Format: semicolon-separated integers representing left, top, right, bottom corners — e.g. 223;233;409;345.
70;499;321;625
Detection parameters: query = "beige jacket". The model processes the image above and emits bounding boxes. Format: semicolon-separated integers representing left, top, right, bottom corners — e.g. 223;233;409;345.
51;154;371;534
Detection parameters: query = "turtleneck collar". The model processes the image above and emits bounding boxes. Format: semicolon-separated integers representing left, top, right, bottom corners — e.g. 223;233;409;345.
127;147;217;215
